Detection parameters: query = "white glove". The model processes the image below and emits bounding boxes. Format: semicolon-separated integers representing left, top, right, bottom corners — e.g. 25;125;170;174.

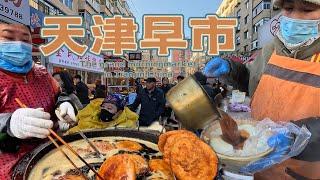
57;121;70;132
56;102;76;122
10;108;53;139
55;102;77;131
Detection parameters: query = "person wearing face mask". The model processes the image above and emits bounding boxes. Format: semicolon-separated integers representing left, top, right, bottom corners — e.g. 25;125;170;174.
0;23;77;179
203;0;320;179
67;94;138;134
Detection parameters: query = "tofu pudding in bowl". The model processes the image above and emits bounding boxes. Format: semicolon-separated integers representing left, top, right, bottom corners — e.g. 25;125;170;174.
201;119;274;172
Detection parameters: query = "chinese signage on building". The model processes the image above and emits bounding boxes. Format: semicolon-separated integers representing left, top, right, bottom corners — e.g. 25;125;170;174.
0;0;30;25
30;7;44;29
49;46;104;73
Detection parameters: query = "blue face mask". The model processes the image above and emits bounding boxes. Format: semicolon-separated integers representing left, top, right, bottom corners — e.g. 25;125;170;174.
0;41;33;74
280;16;320;45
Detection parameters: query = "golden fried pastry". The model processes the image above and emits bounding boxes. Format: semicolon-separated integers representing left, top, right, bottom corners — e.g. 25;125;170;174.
92;140;115;154
116;140;143;152
162;132;197;164
158;130;196;152
127;154;148;175
169;137;218;180
149;159;174;180
98;154;136;180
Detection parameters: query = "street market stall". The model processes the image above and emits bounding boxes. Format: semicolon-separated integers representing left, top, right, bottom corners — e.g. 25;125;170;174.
11;75;312;180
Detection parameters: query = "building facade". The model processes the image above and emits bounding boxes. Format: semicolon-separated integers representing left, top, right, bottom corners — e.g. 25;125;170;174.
216;0;240;17
217;0;273;56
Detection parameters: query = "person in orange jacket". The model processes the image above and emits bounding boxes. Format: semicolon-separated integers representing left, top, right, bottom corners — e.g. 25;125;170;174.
203;0;320;179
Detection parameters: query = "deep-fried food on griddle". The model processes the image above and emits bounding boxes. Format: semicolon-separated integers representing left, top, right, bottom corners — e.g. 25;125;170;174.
98;154;136;180
158;130;196;152
98;153;148;179
127;154;149;175
162;132;197;164
149;159;174;180
92;140;115;154
115;140;143;152
169;137;218;180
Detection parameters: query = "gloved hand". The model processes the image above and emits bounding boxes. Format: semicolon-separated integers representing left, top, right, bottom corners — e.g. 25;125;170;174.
241;132;294;173
292;117;320;162
9;108;53;139
55;102;77;131
203;57;230;77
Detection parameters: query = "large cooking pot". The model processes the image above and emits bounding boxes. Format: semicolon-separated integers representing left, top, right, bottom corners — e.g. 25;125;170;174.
166;75;220;130
12;129;159;180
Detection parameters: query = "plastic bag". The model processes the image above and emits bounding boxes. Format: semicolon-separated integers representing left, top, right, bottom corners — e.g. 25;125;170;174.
240;118;311;174
228;103;251;112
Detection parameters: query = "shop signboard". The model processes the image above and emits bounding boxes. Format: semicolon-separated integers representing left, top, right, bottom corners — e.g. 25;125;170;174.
30;7;44;29
49;46;104;73
0;0;30;25
129;53;142;60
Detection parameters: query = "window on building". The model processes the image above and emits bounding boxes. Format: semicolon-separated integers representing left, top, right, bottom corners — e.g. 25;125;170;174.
38;2;49;15
237;23;241;31
218;36;225;43
245;0;249;9
244;15;248;24
251;40;259;50
65;0;73;10
253;0;272;18
253;18;270;33
244;30;249;39
236;10;241;18
236;36;241;45
29;0;38;9
244;45;249;52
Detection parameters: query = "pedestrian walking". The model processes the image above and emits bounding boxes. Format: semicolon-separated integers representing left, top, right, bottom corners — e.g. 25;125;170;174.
129;78;165;127
73;75;90;106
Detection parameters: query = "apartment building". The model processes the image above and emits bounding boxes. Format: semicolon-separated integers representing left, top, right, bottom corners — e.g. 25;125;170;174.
29;0;78;15
216;0;240;17
217;0;272;55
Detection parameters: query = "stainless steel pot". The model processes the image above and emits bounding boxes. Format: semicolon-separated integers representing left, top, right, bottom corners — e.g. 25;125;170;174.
166;75;220;130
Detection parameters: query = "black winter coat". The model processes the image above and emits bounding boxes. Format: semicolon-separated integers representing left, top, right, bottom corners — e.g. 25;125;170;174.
129;88;165;126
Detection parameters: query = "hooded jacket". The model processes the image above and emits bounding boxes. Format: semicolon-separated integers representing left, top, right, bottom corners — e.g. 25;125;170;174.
67;98;138;134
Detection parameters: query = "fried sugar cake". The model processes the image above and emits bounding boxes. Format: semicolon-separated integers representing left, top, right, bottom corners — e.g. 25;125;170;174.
115;140;143;152
170;137;218;180
98;154;136;180
148;159;174;180
162;133;197;164
158;130;196;152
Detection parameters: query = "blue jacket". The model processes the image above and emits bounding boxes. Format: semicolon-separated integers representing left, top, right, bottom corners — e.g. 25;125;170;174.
129;88;165;126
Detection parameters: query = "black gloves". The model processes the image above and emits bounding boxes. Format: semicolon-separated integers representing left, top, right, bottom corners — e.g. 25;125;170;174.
292;117;320;162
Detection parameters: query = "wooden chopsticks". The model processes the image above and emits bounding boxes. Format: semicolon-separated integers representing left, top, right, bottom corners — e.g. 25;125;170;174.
47;135;87;179
14;98;105;180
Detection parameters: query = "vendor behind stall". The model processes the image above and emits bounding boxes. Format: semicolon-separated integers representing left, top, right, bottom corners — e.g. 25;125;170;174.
0;23;77;179
68;94;138;134
203;0;320;178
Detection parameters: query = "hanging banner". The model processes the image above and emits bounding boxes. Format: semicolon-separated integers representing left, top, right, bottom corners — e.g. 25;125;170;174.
49;46;104;73
0;0;30;25
30;7;44;29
